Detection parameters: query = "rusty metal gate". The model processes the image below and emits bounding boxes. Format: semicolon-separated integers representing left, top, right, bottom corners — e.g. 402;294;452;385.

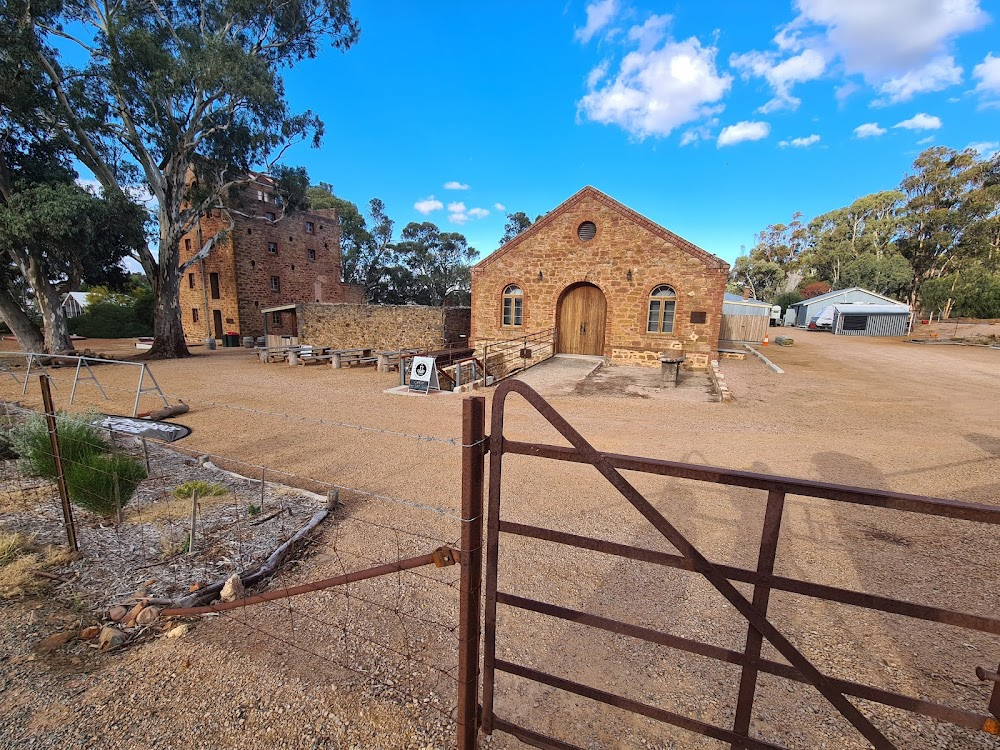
458;380;1000;750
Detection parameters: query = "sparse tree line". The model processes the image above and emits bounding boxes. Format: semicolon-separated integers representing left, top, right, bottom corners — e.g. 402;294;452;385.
730;147;1000;319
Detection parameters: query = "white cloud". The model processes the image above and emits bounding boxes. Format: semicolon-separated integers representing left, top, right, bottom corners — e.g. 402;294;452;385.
414;195;444;215
717;121;770;147
443;181;470;190
894;112;942;130
447;202;490;225
679;119;718;146
730;47;826;112
586;61;609;89
854;122;887;138
835;82;859;105
578;33;732;139
575;0;619;44
779;134;821;148
493;202;506;212
793;0;987;78
875;56;963;104
973;53;1000;104
627;14;672;53
968;141;999;158
917;135;935;144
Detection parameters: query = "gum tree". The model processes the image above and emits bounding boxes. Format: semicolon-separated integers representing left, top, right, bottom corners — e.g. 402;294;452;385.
16;0;359;357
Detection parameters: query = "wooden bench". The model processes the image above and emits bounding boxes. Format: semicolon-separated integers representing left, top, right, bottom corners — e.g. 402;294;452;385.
330;348;375;368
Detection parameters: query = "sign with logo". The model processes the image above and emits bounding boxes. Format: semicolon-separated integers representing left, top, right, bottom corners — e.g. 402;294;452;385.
100;415;192;443
407;356;440;394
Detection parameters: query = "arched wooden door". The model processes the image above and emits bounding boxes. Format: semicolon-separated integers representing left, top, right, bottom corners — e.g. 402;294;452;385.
557;283;607;355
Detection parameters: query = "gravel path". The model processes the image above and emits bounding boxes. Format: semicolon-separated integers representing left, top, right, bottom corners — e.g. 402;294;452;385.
0;335;998;749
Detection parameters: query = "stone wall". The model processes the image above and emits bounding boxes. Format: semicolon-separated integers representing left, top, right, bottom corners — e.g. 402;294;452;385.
298;304;471;351
470;187;727;370
178;191;362;341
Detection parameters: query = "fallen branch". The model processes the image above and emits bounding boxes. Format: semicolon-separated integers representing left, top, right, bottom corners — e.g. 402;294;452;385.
167;509;329;610
138;402;190;420
249;507;287;526
33;570;72;583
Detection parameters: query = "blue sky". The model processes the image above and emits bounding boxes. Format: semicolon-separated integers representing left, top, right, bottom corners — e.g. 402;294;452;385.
275;0;1000;264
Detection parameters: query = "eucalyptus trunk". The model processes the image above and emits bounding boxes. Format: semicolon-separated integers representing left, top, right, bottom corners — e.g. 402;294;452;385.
143;231;189;358
0;287;44;352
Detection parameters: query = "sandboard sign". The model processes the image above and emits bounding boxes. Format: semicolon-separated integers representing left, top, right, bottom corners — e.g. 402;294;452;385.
407;356;440;395
99;415;192;443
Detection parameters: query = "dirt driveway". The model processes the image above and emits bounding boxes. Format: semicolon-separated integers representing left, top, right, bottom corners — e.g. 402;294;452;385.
0;335;998;749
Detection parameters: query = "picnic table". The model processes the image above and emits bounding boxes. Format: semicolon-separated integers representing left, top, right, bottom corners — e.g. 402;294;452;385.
330;348;378;368
256;345;302;363
377;348;422;372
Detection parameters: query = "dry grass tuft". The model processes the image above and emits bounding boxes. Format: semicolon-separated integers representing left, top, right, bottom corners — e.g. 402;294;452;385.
128;491;235;523
0;484;54;513
0;532;74;598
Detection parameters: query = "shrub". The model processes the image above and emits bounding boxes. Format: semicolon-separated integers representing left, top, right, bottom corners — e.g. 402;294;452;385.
173;480;228;499
65;453;147;517
68;301;153;338
9;412;107;479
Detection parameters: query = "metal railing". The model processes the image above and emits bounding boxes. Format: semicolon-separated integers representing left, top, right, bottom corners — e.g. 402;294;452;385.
479;327;556;385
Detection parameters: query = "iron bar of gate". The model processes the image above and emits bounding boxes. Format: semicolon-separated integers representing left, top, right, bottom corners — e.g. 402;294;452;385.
480;379;1000;750
494;591;992;731
733;490;786;749
457;396;486;750
499;520;1000;635
39;375;78;552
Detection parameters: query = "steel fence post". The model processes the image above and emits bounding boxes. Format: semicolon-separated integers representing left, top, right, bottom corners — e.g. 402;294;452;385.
457;395;486;750
40;375;78;552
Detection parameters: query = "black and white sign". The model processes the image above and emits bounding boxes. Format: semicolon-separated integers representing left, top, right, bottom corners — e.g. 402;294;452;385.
407;356;440;394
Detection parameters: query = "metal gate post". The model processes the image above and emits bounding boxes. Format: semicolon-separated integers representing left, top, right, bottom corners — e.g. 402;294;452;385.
457;395;486;750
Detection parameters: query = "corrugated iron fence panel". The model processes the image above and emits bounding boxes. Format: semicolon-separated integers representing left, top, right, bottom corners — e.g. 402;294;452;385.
720;314;770;343
834;313;910;336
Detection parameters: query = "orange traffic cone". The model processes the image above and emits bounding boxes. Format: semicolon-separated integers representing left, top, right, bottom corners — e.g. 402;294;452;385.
763;334;769;346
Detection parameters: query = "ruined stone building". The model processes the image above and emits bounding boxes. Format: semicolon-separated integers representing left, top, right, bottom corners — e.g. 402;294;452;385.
178;175;363;342
470;186;728;369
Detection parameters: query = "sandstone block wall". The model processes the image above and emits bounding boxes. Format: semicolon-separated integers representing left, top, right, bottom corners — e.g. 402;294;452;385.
470;188;728;370
298;304;471;351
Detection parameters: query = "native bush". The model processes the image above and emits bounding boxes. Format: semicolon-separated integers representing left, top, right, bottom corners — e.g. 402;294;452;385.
65;453;147;518
9;411;107;479
173;480;228;499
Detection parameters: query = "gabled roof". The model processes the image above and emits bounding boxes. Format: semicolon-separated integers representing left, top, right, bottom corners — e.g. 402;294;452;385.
790;287;902;307
62;292;91;307
832;303;910;314
724;292;770;306
473;186;727;271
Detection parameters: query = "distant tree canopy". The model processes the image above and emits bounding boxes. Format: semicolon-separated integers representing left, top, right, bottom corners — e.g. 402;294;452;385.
306;186;475;305
500;211;533;245
729;146;1000;317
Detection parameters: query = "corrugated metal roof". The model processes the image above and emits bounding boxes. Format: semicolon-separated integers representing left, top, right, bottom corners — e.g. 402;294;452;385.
789;287;902;307
833;304;910;315
723;292;770;307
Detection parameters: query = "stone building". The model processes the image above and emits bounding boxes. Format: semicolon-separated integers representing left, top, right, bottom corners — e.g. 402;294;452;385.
470;186;728;369
178;175;364;342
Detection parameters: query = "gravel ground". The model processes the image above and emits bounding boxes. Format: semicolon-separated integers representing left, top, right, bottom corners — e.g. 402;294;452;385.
0;335;998;749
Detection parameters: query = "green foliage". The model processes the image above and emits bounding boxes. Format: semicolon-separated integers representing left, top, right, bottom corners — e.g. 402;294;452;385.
772;291;803;313
68;301;153;338
246;503;262;516
839;254;913;298
920;268;1000;318
395;222;477;305
9;412;106;479
65;453;147;517
173;480;228;499
500;212;532;245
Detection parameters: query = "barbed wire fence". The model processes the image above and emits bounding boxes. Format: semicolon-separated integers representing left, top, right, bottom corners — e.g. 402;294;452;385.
0;363;484;743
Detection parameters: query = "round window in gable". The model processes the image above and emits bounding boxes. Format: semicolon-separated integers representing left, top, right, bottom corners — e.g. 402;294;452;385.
577;221;597;241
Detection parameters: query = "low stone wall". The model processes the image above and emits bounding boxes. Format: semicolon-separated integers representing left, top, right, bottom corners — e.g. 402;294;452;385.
709;360;733;403
298;304;470;351
612;346;709;370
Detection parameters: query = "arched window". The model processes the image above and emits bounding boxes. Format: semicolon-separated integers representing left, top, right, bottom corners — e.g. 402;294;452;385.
502;285;523;327
647;285;676;334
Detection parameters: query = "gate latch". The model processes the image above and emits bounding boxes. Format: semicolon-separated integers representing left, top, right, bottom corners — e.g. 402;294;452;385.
431;547;458;568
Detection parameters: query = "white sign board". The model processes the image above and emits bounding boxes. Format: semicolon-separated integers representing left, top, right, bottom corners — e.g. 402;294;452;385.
407;356;440;394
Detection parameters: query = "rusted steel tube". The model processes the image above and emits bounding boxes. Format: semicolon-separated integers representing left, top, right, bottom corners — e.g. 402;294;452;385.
499;520;1000;636
161;547;457;617
500;440;1000;525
